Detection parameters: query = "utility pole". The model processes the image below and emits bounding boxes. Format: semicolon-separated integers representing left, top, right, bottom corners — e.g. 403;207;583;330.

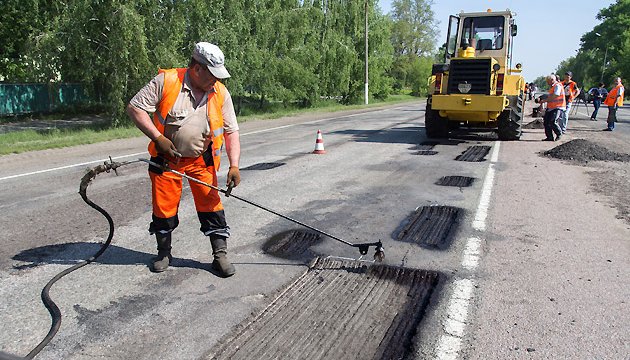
595;32;608;83
601;47;608;83
364;0;369;105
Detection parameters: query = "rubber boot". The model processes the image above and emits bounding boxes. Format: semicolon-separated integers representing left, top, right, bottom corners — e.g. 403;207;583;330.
210;236;235;277
152;233;172;272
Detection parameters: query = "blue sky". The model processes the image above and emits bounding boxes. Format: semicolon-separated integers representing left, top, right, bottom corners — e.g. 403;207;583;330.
378;0;615;83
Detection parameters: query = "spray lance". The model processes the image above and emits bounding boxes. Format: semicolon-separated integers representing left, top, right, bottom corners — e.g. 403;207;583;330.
138;157;385;261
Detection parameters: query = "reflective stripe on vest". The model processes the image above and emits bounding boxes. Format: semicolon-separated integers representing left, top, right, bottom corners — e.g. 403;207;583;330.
604;84;624;107
563;80;578;102
147;68;226;170
547;83;566;110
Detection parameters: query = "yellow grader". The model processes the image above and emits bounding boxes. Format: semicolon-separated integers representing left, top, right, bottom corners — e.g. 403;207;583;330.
427;9;525;140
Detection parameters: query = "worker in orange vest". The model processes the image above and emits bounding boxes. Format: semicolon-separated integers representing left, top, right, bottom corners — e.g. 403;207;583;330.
603;77;625;131
126;42;241;277
536;74;565;141
559;71;580;134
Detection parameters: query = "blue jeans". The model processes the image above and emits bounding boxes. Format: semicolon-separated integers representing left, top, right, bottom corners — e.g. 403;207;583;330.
559;102;572;132
543;109;563;139
592;99;601;119
607;106;617;130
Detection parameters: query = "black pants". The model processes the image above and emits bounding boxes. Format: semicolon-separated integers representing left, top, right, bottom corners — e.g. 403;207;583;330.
543;109;563;139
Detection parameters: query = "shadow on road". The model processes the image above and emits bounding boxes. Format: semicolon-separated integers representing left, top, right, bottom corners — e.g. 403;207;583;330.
11;242;210;271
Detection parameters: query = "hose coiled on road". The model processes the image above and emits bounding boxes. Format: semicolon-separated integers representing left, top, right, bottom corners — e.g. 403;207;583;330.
22;159;137;359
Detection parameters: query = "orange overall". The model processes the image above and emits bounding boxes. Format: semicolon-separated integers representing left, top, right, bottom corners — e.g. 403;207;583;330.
147;68;229;238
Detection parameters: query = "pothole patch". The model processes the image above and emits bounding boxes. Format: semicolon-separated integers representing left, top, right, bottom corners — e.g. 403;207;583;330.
455;145;491;162
262;230;323;260
544;139;630;163
414;141;439;155
436;176;475;187
206;257;440;360
242;162;286;170
416;150;438;155
397;205;462;249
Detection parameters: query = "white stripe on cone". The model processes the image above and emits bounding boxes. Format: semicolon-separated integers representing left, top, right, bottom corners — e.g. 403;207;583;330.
313;129;326;154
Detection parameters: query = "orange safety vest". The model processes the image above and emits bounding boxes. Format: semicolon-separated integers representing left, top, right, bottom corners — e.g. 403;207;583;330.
604;84;624;107
147;68;226;170
546;83;566;110
562;80;579;102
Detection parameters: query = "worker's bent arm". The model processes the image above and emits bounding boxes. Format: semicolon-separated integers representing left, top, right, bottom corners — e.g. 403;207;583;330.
224;131;241;168
126;104;162;141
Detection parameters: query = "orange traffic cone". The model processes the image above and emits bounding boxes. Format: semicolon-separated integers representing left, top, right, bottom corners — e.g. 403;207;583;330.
313;129;326;154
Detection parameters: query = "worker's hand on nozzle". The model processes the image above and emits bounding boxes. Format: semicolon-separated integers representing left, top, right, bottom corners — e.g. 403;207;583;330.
227;166;241;187
154;135;181;159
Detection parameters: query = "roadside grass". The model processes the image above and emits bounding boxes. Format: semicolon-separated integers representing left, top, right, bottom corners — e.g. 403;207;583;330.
0;94;421;155
0;126;142;155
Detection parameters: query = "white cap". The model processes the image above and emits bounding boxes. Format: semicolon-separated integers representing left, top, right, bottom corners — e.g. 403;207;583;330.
192;42;231;79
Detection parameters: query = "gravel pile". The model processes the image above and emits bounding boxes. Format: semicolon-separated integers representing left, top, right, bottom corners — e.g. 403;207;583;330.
544;139;630;162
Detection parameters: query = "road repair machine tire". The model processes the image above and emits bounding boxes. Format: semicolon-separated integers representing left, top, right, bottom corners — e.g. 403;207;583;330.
497;94;523;140
425;102;449;138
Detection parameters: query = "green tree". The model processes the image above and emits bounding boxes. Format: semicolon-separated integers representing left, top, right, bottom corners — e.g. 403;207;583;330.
57;0;152;124
389;0;437;95
532;76;547;91
1;0;402;120
0;0;64;81
563;0;630;88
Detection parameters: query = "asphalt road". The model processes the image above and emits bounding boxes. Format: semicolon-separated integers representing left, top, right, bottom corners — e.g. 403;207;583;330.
0;101;627;359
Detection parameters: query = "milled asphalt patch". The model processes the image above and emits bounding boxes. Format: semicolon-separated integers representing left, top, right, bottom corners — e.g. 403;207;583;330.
455;145;491;162
436;176;475;187
262;230;323;260
414;141;439;155
397;205;462;249
241;162;286;170
416;150;438;155
205;257;439;360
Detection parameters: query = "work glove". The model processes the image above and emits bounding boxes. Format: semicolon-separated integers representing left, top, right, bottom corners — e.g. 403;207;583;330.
154;135;181;159
227;166;241;187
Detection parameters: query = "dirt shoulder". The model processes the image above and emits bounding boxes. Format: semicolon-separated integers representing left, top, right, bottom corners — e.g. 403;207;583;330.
464;99;630;358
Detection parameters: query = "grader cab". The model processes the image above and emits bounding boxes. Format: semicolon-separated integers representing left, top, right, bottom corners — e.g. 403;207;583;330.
426;9;525;140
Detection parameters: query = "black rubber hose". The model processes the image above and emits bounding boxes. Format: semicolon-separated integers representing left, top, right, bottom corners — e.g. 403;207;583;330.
23;164;117;359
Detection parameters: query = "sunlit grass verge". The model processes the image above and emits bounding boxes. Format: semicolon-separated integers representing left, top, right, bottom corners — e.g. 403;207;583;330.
0;126;142;155
0;94;421;155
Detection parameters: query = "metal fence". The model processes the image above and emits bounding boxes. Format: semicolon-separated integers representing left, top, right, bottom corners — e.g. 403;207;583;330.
0;83;88;116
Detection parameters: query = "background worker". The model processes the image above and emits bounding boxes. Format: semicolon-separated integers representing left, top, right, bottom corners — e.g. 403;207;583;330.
528;82;537;100
126;42;241;277
536;74;565;141
524;82;530;101
603;77;625;131
560;71;580;133
588;82;608;120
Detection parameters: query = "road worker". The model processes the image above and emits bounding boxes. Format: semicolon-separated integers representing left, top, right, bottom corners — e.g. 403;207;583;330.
126;42;241;277
603;77;625;131
588;82;608;120
559;71;580;133
536;74;565;141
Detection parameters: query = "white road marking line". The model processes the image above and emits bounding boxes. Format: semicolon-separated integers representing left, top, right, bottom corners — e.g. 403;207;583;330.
436;140;500;360
443;279;475;338
0;152;147;182
435;335;462;360
472;141;500;231
462;236;482;271
0;106;411;182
